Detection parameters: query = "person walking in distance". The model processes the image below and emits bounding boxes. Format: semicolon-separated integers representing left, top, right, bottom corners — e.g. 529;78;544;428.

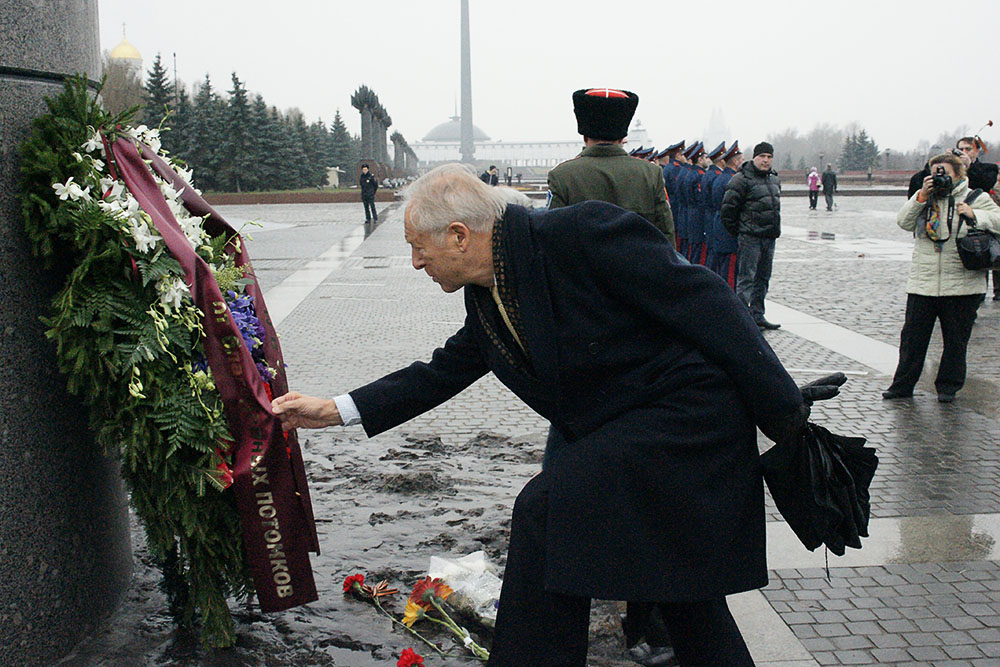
807;167;820;210
721;142;783;330
822;164;837;211
359;163;379;222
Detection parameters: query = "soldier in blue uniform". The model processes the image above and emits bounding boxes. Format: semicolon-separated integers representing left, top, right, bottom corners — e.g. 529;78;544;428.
674;141;702;258
657;142;686;250
683;142;710;264
699;142;727;267
706;142;744;288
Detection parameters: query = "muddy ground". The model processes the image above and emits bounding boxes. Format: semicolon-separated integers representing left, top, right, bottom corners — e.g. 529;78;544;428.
61;429;635;666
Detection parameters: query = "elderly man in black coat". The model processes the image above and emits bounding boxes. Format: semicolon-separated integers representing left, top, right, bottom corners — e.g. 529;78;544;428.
272;163;808;666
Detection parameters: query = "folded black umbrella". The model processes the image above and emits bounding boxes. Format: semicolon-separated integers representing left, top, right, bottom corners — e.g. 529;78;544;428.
760;421;878;556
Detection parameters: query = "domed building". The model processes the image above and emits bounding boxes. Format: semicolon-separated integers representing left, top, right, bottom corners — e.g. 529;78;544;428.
411;113;582;172
108;26;142;75
422;115;490;143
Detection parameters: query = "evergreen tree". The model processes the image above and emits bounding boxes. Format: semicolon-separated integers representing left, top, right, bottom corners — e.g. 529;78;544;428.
162;86;191;159
186;75;222;191
856;129;879;170
143;53;174;129
329;109;353;174
307;119;330;186
272;107;303;190
838;129;880;170
217;73;257;192
249;95;283;191
286;110;314;188
797;156;807;171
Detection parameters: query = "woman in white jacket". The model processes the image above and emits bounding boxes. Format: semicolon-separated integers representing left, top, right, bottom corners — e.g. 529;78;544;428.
883;152;1000;403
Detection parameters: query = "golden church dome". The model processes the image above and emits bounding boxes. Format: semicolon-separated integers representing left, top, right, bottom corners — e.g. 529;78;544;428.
110;35;142;61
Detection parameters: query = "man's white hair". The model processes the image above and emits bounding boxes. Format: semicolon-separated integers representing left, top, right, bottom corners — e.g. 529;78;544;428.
405;163;507;236
495;185;536;208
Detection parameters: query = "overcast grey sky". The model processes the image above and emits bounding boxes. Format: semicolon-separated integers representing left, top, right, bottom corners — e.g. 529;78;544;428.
98;0;997;153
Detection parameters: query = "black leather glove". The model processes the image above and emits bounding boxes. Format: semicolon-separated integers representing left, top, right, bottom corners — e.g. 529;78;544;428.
799;372;848;405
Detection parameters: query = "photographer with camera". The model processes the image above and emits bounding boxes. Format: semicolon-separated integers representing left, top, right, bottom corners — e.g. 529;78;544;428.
908;136;999;197
883;152;1000;403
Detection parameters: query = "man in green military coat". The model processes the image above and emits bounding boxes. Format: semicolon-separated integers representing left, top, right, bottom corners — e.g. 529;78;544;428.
546;87;677;665
547;88;675;248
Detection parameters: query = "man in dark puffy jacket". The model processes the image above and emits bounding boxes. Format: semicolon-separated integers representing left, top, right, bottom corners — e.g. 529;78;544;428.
721;142;782;330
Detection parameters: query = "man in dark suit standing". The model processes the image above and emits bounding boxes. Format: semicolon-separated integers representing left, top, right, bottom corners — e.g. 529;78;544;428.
359;164;379;222
272;164;808;666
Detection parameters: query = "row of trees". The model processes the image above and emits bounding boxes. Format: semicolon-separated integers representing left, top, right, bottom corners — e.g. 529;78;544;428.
766;124;977;173
105;53;363;192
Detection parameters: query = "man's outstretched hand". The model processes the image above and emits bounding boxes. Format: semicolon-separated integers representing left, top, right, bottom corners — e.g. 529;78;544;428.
271;391;343;430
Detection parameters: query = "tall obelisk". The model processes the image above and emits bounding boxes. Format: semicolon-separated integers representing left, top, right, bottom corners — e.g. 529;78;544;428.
459;0;475;163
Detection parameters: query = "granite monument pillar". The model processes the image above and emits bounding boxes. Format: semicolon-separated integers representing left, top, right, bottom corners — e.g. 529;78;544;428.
0;1;133;663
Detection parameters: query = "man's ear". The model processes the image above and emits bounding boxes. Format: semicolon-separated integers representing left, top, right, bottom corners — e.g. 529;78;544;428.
448;221;471;251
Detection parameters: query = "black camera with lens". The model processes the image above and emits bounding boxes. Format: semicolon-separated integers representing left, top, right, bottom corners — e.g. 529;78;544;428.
931;165;953;196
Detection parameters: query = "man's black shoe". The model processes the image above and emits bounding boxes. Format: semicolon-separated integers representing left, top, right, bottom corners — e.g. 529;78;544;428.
882;389;912;400
756;318;781;330
938;393;955;403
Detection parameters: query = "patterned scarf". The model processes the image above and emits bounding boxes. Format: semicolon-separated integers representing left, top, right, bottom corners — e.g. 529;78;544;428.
924;195;954;241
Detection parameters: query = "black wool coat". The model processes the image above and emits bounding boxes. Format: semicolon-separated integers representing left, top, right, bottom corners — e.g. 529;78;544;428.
350;202;804;602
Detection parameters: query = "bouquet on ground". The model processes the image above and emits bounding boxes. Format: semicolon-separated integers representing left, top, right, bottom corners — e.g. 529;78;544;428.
19;76;318;647
344;572;490;661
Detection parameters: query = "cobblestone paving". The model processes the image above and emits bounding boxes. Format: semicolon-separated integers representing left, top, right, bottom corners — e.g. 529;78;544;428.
232;197;1000;665
763;562;1000;665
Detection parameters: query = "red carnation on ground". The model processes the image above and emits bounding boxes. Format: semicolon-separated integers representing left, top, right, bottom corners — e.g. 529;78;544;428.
396;648;424;666
343;573;365;593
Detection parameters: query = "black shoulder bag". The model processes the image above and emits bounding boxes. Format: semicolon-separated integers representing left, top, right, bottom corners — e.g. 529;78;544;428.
955;189;1000;270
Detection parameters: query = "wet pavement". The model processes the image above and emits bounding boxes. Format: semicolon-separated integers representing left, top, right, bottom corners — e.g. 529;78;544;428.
64;197;1000;665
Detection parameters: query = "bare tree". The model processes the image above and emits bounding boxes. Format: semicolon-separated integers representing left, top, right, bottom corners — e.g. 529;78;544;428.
99;53;144;117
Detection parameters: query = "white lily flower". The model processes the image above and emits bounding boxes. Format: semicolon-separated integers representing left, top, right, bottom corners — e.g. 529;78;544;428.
160;181;179;201
176;166;194;184
71;152;83;162
81;132;103;154
129;218;162;254
91;158;105;172
168;198;189;221
156;276;189;312
101;179;125;201
53;177;90;201
146;136;162;153
52;178;76;200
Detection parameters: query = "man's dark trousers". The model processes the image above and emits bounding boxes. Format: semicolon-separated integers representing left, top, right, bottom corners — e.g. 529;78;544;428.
824;191;834;211
487;473;754;666
363;198;377;222
886;293;981;396
735;234;775;322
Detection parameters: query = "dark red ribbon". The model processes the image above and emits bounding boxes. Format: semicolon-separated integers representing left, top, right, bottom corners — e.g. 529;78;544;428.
108;137;319;612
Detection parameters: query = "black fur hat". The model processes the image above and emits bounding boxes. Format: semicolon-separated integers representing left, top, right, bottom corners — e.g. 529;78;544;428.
572;88;639;141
